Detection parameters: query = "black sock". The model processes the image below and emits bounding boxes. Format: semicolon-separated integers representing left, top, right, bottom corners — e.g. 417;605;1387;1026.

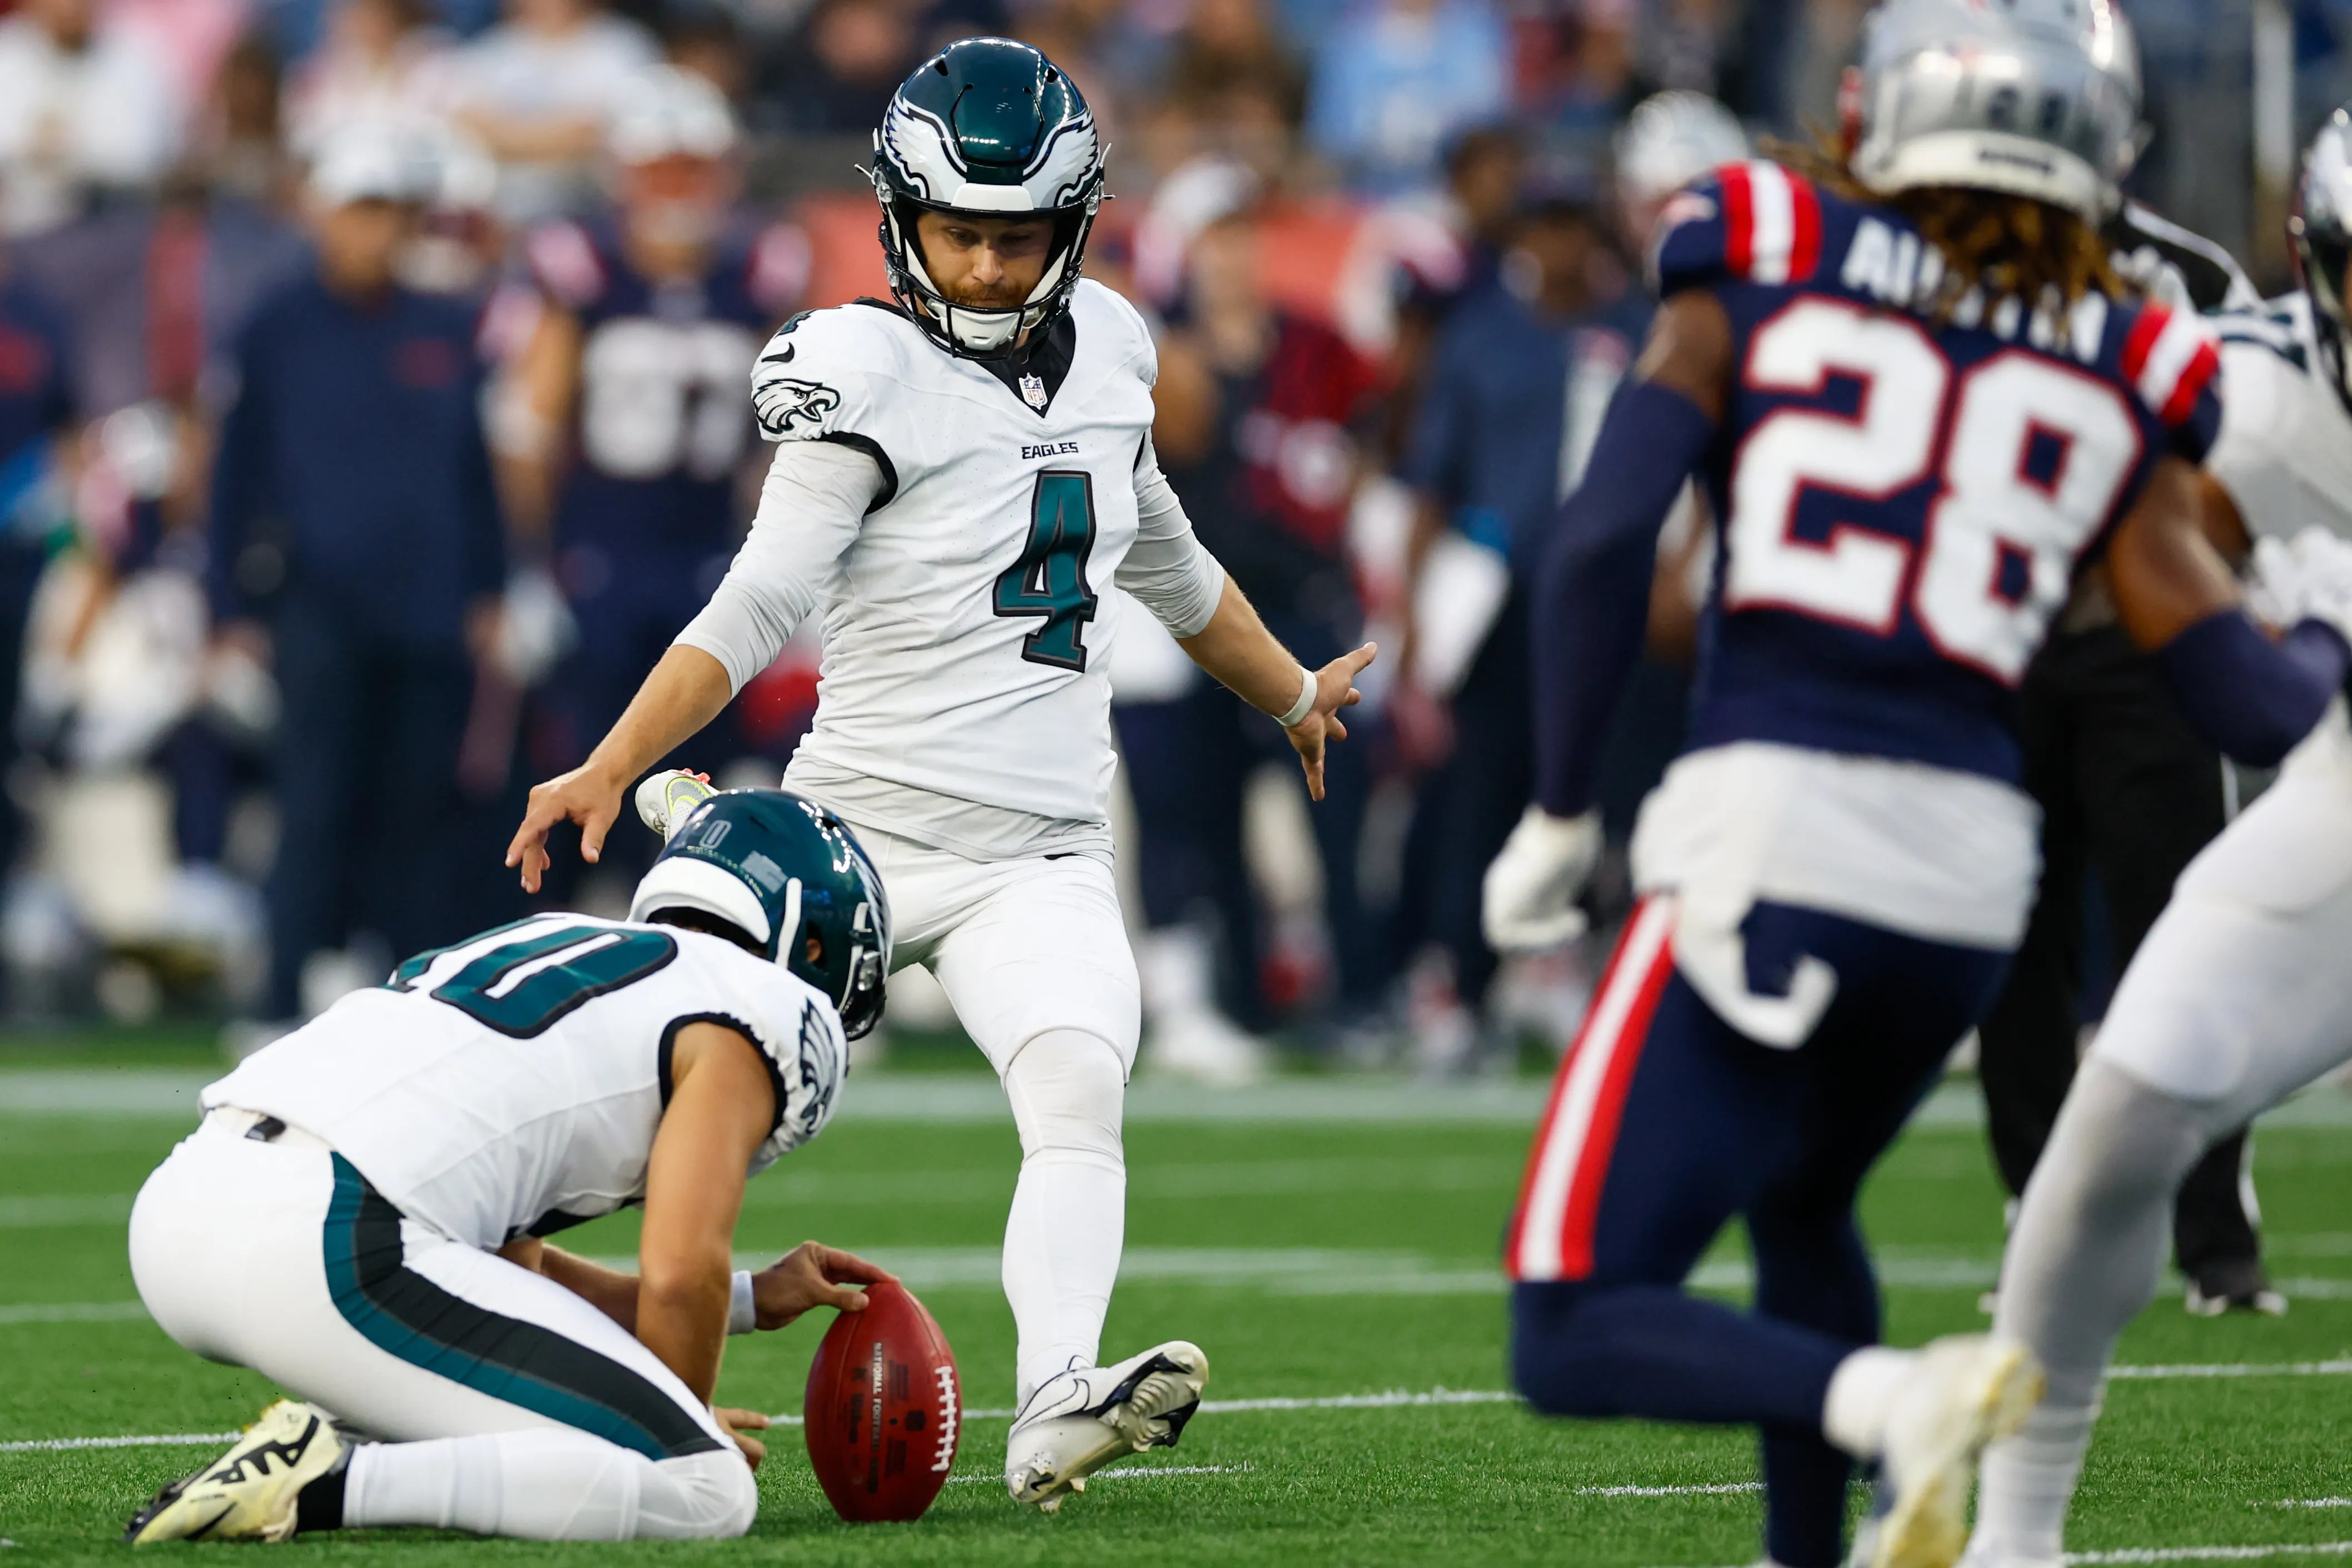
294;1450;350;1535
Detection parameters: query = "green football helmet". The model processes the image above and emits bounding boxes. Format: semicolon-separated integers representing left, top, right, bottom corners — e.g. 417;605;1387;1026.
628;788;892;1039
871;37;1105;358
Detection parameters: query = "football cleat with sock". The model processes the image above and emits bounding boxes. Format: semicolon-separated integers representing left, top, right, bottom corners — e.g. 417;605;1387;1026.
125;1400;347;1545
1003;1341;1209;1511
1870;1336;2045;1568
2184;1257;2287;1317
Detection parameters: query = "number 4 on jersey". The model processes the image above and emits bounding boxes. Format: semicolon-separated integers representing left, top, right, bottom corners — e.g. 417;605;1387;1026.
995;470;1099;671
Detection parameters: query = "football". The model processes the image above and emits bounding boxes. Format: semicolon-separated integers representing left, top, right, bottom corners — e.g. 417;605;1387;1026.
803;1279;962;1522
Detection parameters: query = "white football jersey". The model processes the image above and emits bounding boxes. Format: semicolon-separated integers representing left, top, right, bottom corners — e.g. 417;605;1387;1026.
749;281;1159;848
201;914;847;1250
2207;293;2352;540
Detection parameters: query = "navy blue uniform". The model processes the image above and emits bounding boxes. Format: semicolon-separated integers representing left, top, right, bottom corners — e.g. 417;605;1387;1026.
0;278;72;889
526;218;802;775
1505;162;2221;1568
210;273;507;1020
1399;285;1650;1011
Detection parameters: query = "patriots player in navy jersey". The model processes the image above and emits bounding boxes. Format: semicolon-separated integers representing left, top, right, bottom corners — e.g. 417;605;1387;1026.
1478;3;2352;1567
500;66;808;842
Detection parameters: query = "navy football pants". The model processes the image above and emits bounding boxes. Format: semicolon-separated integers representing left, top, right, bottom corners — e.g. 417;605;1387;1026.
1508;896;2008;1568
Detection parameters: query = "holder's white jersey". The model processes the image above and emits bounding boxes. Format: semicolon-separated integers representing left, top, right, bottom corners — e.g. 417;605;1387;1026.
684;279;1221;861
201;914;847;1249
2208;294;2352;540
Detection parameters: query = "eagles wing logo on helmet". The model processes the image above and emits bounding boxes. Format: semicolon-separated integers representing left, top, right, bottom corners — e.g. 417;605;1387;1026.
870;38;1108;360
753;377;841;438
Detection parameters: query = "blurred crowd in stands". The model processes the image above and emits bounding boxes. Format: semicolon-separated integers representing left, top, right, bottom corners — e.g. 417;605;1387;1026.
0;0;2311;1073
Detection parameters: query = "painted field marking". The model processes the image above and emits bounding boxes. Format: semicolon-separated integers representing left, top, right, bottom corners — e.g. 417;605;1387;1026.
945;1463;1252;1486
2066;1545;2352;1563
1579;1482;1762;1497
0;1432;239;1453
0;1302;151;1325
2265;1501;2352;1510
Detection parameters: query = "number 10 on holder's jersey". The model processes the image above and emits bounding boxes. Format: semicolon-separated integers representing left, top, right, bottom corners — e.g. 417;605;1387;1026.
1723;298;2140;684
994;470;1101;672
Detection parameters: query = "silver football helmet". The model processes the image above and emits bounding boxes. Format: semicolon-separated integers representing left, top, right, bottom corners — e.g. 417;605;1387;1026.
1848;0;2145;220
2295;108;2352;418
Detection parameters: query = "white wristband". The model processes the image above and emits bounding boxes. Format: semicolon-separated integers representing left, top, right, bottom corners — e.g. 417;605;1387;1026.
727;1269;756;1336
1275;664;1317;728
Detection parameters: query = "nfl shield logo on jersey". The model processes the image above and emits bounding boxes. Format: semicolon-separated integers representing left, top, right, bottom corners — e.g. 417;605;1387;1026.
1020;373;1048;409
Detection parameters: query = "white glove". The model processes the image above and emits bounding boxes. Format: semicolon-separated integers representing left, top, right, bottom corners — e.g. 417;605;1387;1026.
2250;527;2352;644
1482;805;1603;954
635;768;717;840
493;567;577;688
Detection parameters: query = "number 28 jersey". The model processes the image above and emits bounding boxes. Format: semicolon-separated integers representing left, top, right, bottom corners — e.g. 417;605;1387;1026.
1655;161;2222;786
201;914;848;1249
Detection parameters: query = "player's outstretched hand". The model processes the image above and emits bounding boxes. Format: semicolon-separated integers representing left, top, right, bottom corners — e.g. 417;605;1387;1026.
1286;642;1378;802
505;762;629;893
748;1241;899;1331
713;1407;768;1470
1482;805;1603;953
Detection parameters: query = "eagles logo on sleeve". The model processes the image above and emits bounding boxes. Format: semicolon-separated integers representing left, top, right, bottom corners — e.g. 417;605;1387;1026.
754;376;842;439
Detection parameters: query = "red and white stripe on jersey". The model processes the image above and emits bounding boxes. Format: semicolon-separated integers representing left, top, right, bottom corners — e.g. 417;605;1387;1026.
525;221;607;309
1506;897;1679;1283
1720;161;1823;287
2119;304;2220;426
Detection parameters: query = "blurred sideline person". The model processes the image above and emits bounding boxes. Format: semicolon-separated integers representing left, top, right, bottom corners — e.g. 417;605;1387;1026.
497;66;807;885
1479;3;2352;1565
1964;108;2352;1568
1393;191;1641;1071
209;122;507;1029
125;789;889;1544
1118;206;1384;1079
1973;191;2276;1319
0;254;74;916
508;40;1375;1509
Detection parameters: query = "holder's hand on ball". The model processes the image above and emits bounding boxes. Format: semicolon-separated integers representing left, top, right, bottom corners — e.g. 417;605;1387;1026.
750;1241;897;1331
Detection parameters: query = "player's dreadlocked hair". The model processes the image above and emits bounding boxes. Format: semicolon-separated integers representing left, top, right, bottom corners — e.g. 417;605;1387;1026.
1769;133;2129;317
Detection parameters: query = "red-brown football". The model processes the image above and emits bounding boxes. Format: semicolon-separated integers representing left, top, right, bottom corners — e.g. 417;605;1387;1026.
803;1279;962;1521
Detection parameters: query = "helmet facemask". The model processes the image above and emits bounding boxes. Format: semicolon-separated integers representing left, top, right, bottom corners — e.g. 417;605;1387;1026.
872;161;1103;359
2296;110;2352;421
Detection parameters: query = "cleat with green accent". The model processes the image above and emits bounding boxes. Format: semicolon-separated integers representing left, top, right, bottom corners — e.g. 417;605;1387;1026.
634;769;718;842
125;1400;346;1546
1870;1336;2045;1568
1004;1341;1209;1511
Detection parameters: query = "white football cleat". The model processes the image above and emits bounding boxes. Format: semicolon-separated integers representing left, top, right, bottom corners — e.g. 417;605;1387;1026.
124;1400;346;1545
635;768;717;841
1004;1341;1209;1511
1869;1336;2045;1568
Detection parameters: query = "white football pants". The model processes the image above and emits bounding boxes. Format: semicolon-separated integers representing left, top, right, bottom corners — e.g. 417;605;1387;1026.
851;825;1138;1403
130;1113;756;1541
1973;703;2352;1563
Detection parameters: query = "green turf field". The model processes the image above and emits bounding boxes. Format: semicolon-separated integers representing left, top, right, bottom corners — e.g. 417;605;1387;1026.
6;1056;2352;1565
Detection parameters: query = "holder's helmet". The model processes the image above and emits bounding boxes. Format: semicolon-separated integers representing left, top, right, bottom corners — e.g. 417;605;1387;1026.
628;788;892;1039
1847;0;2144;222
2294;107;2352;420
871;37;1105;358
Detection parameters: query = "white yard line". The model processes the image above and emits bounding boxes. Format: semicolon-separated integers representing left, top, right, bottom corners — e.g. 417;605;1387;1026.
1579;1482;1762;1497
2066;1546;2352;1563
0;1432;238;1453
945;1463;1252;1485
0;1302;151;1324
